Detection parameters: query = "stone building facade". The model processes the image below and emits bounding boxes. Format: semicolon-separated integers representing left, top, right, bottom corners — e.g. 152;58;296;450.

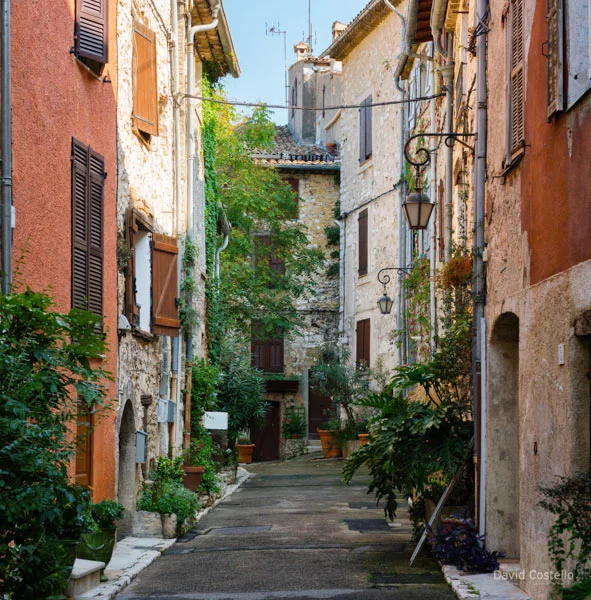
115;0;238;531
323;2;407;375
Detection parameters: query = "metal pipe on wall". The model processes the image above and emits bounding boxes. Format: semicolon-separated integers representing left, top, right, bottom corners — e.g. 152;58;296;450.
429;51;437;351
442;34;454;263
1;0;12;294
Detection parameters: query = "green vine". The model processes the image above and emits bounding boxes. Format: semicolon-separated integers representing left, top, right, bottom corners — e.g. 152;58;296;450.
179;237;201;333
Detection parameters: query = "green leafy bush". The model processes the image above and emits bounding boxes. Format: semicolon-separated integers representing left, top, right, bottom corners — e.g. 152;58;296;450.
185;427;221;494
282;408;307;438
540;472;591;584
90;499;125;530
0;290;109;598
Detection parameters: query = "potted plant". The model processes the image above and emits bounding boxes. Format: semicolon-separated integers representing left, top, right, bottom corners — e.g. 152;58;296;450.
235;432;255;464
282;408;306;439
57;485;95;569
77;499;124;580
182;427;221;494
317;416;342;458
181;444;207;492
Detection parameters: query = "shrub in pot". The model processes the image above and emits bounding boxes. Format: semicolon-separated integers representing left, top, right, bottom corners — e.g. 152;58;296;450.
182;427;221;494
235;432;255;464
282;408;307;439
317;417;342;458
77;499;124;579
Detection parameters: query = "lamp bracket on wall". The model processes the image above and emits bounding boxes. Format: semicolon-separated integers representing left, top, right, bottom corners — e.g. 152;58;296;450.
377;267;412;286
404;132;476;171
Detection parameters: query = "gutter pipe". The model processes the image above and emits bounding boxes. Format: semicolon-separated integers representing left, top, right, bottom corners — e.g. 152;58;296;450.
182;2;221;451
214;207;231;281
474;0;488;537
1;0;12;294
442;41;454;262
429;48;437;350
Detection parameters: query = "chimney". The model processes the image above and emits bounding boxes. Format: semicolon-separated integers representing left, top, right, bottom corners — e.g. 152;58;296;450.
332;21;347;41
294;41;311;60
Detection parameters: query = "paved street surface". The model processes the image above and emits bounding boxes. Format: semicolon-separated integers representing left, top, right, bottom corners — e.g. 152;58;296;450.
118;454;454;600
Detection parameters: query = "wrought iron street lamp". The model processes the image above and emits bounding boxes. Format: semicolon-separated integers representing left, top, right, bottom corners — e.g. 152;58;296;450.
376;267;411;315
402;132;475;230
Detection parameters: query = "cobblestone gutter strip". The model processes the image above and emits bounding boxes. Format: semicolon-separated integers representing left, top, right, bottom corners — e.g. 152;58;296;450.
442;565;532;600
79;467;253;599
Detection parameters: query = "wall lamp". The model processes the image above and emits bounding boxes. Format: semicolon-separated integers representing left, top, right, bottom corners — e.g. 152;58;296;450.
377;267;412;315
403;132;475;230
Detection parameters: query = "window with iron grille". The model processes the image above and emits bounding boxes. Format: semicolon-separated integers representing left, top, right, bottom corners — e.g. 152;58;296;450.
507;0;525;163
545;0;564;118
74;0;109;75
71;139;104;318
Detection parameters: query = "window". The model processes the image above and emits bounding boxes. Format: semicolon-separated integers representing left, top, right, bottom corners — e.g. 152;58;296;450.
359;95;373;163
74;0;109;75
132;20;159;138
356;319;371;368
72;139;104;317
507;0;525;163
358;209;368;276
291;79;298;118
546;0;564;118
251;331;285;373
125;209;180;336
255;234;284;287
565;0;591;108
75;401;93;487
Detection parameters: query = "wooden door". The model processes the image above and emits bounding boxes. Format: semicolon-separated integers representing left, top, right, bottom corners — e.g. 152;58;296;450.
251;401;280;461
308;382;334;438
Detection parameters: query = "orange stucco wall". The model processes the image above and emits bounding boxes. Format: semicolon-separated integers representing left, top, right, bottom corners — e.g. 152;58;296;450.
11;1;118;500
522;0;591;285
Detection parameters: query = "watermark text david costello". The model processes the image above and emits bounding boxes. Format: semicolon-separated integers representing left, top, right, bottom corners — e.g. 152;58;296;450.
494;570;573;582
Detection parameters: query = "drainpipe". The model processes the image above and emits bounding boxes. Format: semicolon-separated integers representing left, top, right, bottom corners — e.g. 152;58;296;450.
214;208;231;280
429;48;437;351
441;36;454;262
182;2;221;451
474;0;488;537
1;0;12;294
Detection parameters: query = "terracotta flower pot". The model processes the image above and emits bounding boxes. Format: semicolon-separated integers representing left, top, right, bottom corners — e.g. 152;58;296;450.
235;443;255;464
358;433;370;446
317;429;342;458
181;465;206;491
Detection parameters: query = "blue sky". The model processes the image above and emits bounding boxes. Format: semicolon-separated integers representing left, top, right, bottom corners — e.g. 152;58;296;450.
222;0;366;123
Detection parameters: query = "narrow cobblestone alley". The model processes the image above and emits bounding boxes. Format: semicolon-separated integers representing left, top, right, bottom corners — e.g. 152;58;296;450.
117;455;454;600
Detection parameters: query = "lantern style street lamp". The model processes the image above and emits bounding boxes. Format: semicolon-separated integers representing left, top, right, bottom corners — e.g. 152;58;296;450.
376;267;411;315
402;188;434;230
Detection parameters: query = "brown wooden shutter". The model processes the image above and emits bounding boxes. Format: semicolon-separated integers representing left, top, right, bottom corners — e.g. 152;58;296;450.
546;0;564;118
268;339;285;373
356;319;371;368
72;139;104;317
75;402;93;487
509;0;525;159
358;209;368;276
151;233;180;336
125;209;139;326
252;339;266;370
132;21;159;137
75;0;108;64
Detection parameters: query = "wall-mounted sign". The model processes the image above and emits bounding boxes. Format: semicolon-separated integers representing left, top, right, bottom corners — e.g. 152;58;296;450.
135;430;148;464
203;411;228;430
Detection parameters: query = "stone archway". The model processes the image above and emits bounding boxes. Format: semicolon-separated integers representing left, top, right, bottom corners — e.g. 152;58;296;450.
118;400;137;537
487;312;520;558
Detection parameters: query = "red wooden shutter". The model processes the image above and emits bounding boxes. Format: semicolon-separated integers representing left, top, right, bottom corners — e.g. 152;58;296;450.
75;0;109;64
72;139;103;317
133;21;159;136
509;0;525;159
546;0;564;118
151;233;180;336
358;209;368;276
356;319;371;368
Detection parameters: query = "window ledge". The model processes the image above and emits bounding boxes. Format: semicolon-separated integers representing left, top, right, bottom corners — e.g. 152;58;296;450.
499;149;525;183
132;328;155;342
73;56;104;81
358;157;373;174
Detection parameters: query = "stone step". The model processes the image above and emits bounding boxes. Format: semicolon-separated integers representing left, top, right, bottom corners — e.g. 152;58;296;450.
66;558;105;599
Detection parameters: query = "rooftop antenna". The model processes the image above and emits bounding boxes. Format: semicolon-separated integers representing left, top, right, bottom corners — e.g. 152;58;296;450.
308;0;313;53
266;22;288;106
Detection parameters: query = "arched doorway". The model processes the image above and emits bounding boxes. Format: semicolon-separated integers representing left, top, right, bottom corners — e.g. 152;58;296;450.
118;400;137;537
487;312;520;558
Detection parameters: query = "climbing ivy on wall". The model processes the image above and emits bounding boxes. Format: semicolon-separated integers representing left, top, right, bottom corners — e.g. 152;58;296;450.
202;77;325;361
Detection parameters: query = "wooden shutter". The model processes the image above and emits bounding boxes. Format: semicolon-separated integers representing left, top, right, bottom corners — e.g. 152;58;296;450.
356;319;371;368
359;99;367;163
365;96;373;159
75;402;93;487
75;0;108;64
546;0;564;118
509;0;525;159
125;209;139;326
132;21;159;137
72;139;103;318
358;209;368;276
268;339;284;373
151;233;180;336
